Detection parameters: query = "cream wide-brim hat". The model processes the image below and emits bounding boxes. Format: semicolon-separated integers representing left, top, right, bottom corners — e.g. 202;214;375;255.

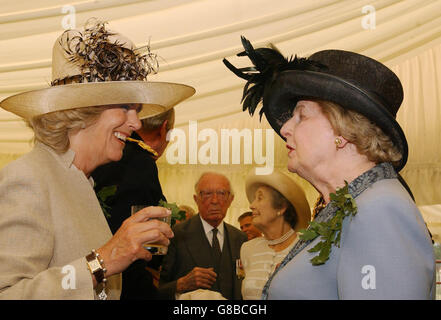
0;81;195;120
245;170;311;231
0;21;195;120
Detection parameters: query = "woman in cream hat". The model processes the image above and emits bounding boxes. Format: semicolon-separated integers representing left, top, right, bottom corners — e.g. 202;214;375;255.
240;170;310;300
225;37;434;299
0;20;194;299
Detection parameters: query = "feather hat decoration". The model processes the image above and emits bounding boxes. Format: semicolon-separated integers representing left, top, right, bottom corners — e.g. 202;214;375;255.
224;36;408;171
222;36;325;120
0;19;195;120
52;19;158;86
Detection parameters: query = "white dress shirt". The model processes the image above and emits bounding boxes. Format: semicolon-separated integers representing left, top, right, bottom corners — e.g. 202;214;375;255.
199;215;224;251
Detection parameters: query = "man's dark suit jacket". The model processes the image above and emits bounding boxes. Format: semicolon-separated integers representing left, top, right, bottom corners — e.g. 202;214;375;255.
159;214;247;300
92;133;164;300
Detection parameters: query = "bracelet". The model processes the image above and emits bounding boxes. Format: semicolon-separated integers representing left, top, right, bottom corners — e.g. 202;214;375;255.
86;249;108;299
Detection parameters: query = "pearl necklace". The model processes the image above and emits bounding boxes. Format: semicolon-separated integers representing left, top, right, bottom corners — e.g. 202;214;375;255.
266;228;295;246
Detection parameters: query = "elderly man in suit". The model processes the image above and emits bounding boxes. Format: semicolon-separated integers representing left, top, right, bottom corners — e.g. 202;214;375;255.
159;172;247;299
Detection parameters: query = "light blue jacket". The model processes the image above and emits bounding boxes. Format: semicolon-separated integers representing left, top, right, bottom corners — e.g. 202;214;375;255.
267;178;435;299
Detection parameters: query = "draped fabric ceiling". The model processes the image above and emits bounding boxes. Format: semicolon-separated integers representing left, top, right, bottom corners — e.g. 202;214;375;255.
1;0;441;238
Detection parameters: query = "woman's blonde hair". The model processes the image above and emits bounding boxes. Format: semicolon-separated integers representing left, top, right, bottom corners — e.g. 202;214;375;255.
317;100;402;167
28;106;109;153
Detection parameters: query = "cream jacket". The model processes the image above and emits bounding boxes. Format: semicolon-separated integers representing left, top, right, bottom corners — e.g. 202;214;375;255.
0;143;121;299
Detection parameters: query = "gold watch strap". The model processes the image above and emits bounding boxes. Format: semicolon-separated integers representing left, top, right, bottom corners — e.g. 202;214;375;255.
86;251;105;283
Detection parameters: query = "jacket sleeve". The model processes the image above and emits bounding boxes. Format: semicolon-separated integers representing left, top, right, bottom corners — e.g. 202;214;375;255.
158;234;178;299
337;184;435;299
0;165;94;299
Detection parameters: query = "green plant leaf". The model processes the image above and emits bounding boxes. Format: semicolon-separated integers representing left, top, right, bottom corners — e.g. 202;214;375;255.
310;255;327;266
308;240;324;253
318;242;331;259
97;185;117;201
158;199;186;226
305;182;357;266
95;185;118;219
300;229;319;241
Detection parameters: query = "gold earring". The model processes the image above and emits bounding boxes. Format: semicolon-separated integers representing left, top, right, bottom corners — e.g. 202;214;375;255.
277;211;282;216
335;137;342;149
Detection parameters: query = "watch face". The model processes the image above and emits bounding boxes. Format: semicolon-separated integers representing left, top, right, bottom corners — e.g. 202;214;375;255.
88;259;101;272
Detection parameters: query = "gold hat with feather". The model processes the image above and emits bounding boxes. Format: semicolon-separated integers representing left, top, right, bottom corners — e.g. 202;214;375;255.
0;19;195;120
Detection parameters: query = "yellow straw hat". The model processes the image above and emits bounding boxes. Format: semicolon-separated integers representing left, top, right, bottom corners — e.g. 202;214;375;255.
0;20;195;120
245;170;311;231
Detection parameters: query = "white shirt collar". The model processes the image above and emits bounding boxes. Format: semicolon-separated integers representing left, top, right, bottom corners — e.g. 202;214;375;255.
199;215;224;236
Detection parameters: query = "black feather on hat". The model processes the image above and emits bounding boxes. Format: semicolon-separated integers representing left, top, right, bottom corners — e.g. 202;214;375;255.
223;36;326;120
223;36;408;172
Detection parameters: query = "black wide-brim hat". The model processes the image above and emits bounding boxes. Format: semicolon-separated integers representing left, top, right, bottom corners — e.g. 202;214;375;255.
223;37;408;171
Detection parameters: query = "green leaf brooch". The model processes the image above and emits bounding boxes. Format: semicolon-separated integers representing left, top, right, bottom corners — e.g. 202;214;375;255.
298;181;357;266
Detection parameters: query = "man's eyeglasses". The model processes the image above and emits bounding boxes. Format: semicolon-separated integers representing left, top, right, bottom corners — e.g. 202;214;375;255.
198;190;231;201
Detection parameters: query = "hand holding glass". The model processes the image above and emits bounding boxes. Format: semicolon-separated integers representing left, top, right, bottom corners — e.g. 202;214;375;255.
131;205;171;255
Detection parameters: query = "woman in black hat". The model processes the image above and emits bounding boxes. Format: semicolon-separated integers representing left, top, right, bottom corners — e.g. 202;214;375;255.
224;37;435;299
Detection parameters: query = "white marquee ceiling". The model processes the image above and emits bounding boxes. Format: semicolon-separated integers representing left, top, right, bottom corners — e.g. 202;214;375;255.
2;0;441;150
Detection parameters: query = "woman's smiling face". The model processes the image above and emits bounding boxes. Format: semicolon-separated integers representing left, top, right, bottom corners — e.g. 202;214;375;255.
80;104;142;166
249;185;280;230
280;100;336;178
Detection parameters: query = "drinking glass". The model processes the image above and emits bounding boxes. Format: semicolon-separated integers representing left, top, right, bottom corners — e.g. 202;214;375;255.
131;205;171;255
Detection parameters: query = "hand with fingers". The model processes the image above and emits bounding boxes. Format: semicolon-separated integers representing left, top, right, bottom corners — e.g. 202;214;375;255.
94;206;174;286
176;267;218;293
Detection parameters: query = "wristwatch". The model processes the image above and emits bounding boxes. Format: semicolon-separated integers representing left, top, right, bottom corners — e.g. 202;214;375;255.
86;250;106;284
